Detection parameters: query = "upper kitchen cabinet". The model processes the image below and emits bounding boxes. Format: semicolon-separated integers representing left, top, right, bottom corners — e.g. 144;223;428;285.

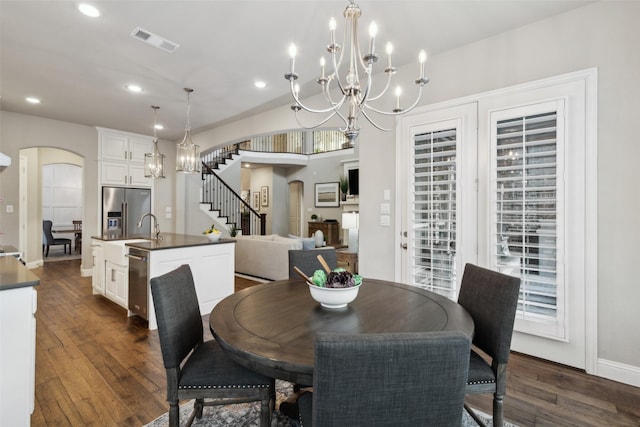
99;128;151;163
97;128;153;188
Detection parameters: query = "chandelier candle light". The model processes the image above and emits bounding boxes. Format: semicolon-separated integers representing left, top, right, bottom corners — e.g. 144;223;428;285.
144;106;166;179
176;87;201;173
285;0;429;146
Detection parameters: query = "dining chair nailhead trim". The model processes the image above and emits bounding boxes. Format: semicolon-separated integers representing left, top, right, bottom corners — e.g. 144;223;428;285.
467;379;496;385
178;384;270;390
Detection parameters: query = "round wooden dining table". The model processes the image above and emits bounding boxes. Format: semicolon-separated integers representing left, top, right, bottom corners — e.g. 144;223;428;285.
209;278;474;385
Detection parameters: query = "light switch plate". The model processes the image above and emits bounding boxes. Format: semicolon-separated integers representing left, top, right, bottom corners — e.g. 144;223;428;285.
380;203;391;214
380;215;390;226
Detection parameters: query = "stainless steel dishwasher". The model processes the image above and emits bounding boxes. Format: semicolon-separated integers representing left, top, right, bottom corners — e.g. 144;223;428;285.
127;248;149;320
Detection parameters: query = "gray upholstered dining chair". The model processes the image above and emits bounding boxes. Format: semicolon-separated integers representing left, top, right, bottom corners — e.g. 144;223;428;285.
457;263;521;427
288;248;337;279
298;331;471;427
150;265;275;427
42;220;71;257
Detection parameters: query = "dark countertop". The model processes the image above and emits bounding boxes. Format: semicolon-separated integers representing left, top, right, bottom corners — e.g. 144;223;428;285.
124;233;234;251
0;256;40;291
91;234;152;242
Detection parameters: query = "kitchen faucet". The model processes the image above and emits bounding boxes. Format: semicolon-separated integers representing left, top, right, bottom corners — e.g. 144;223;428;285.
138;213;160;240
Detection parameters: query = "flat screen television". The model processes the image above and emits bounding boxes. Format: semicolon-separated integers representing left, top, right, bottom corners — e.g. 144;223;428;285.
348;168;359;195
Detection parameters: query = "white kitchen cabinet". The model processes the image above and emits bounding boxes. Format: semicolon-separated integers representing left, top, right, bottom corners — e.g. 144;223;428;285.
0;257;39;427
96;239;148;310
99;128;152;163
101;161;151;187
91;239;105;295
105;261;127;307
146;241;235;330
97;128;153;188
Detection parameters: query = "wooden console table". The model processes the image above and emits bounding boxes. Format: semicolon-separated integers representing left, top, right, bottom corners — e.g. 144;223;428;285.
336;249;358;273
308;221;340;246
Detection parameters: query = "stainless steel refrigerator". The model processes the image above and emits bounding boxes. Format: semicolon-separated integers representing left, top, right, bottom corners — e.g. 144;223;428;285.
102;187;151;237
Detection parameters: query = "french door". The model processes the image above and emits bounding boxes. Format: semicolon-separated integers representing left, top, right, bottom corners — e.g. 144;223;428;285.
398;103;478;299
397;70;595;369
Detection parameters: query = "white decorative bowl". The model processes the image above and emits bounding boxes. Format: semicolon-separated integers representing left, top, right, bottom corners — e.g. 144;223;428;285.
207;232;221;242
308;283;361;309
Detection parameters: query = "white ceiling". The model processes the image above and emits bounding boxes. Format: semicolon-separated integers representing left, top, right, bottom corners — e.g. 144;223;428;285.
0;0;591;141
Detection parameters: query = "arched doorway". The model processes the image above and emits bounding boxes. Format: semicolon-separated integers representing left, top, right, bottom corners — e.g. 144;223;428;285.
288;181;303;237
19;147;84;268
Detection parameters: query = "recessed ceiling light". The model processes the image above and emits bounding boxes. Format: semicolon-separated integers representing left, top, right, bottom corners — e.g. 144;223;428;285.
254;81;266;89
26;97;41;104
126;84;142;93
154;124;164;130
77;3;101;18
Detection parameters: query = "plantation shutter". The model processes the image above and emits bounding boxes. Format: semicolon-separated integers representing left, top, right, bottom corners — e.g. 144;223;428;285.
411;127;458;298
491;100;565;337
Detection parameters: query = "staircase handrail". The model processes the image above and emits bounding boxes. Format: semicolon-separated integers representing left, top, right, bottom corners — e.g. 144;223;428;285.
201;161;266;235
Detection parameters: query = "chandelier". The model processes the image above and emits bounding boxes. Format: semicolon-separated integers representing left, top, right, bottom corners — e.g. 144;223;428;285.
285;0;429;146
144;106;166;179
176;88;201;173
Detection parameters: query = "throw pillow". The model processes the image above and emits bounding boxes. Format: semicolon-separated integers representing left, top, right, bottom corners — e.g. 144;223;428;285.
302;237;316;250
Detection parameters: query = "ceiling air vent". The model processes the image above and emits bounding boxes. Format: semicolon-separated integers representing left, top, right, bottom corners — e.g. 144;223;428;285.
130;27;179;53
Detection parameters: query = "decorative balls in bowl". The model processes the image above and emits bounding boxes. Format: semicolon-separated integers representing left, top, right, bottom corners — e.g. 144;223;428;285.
308;269;363;309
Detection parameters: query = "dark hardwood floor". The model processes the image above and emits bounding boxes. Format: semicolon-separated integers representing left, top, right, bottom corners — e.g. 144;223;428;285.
30;260;640;426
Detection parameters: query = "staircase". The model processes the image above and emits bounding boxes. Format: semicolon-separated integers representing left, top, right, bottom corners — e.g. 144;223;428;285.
200;145;265;236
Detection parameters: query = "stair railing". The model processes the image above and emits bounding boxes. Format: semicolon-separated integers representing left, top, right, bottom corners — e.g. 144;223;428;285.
202;143;240;170
201;162;266;236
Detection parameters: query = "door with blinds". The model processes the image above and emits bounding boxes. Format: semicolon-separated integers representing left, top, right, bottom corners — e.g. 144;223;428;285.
490;102;567;339
485;94;586;369
399;72;593;369
398;103;477;299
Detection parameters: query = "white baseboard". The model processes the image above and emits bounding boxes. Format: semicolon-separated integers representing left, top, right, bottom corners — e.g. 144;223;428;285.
25;259;43;269
597;358;640;388
80;267;92;277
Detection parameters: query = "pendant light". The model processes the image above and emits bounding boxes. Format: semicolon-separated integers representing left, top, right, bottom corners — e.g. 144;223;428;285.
176;88;201;173
144;106;166;179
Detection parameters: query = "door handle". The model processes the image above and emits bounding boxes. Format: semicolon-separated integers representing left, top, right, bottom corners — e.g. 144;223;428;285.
401;243;407;249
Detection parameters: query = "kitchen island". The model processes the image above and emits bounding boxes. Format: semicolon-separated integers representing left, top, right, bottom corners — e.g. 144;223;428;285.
91;233;235;330
0;255;39;426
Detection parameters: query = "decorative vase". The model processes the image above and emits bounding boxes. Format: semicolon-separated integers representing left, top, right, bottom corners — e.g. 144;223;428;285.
341;192;347;201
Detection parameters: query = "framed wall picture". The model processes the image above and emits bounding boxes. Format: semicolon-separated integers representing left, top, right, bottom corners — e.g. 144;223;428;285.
261;186;269;207
253;192;260;210
315;182;340;207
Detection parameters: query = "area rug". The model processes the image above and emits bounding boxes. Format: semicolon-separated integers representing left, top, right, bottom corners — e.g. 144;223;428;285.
144;380;518;427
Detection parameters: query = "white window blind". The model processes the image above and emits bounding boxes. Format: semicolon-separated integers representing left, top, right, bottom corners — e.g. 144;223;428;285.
492;102;565;337
412;128;458;298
